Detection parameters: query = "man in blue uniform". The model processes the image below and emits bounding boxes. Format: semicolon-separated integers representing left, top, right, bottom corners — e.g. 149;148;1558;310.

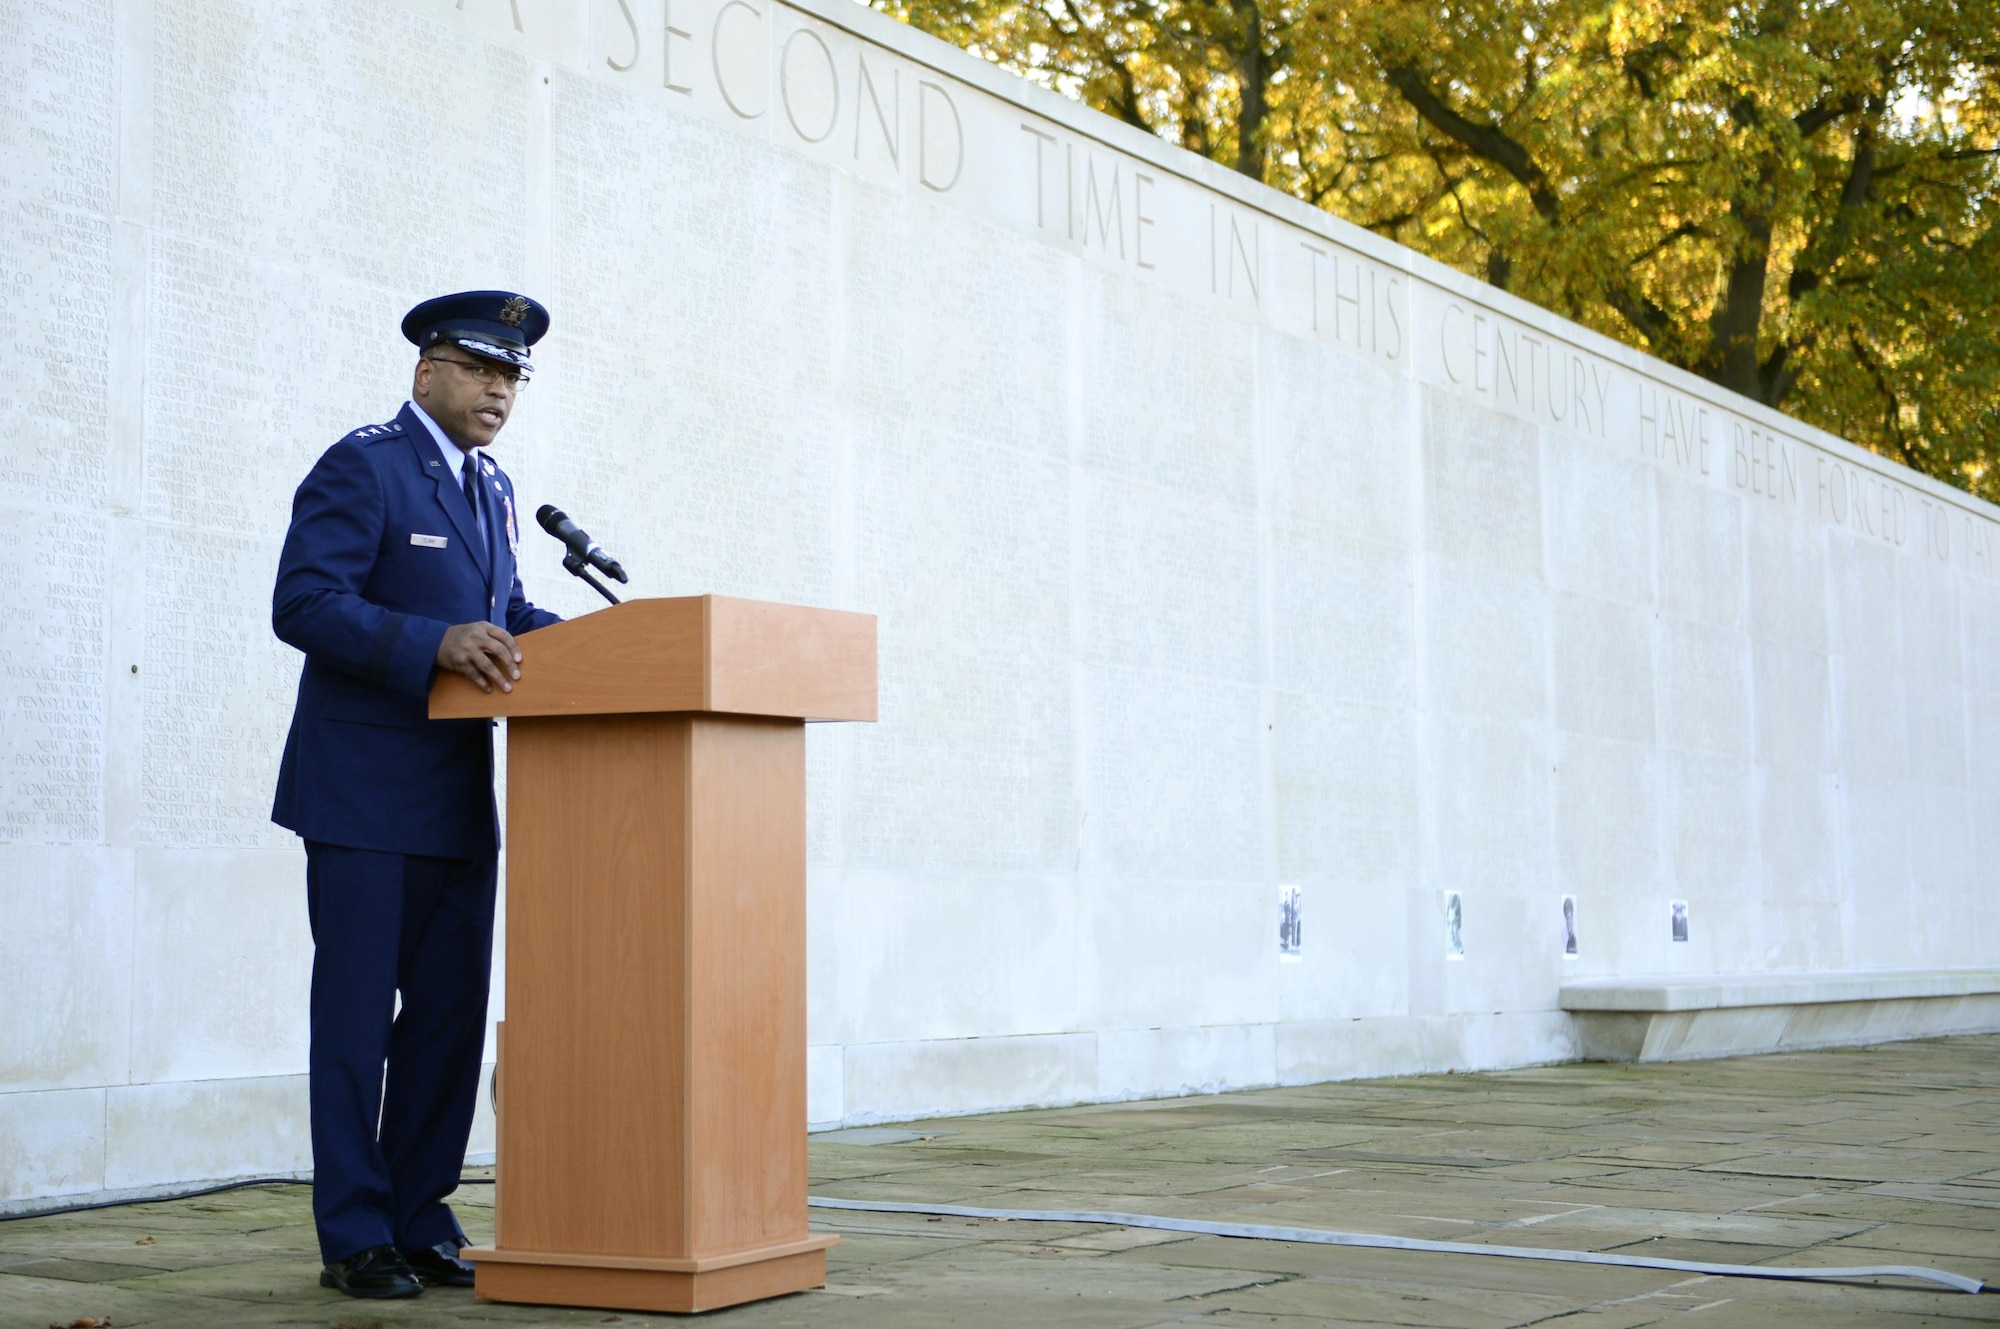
271;291;561;1299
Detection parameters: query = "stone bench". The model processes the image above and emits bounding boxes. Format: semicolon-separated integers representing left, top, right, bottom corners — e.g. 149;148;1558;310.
1560;968;2000;1062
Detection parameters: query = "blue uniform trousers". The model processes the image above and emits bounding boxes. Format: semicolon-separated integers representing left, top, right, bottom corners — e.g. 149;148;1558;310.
305;842;496;1264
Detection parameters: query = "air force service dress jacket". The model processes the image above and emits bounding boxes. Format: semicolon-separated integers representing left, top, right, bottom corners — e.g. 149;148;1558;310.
271;403;560;861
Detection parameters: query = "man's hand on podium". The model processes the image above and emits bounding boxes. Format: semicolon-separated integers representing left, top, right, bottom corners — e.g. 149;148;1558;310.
437;621;523;693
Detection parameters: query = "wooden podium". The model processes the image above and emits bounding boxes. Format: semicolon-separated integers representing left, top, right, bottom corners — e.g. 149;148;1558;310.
429;595;875;1314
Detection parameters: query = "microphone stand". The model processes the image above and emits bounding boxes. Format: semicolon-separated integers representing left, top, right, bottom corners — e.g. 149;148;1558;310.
562;551;623;605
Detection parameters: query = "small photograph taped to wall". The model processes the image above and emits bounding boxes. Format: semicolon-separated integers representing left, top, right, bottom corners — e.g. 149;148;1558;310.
1671;899;1690;943
1561;895;1578;957
1278;884;1302;961
1445;891;1464;959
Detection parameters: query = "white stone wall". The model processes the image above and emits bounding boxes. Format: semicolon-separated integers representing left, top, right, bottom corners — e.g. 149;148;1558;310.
4;0;1997;1207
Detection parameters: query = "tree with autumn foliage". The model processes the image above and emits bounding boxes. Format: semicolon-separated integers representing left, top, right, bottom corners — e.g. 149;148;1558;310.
874;0;2000;496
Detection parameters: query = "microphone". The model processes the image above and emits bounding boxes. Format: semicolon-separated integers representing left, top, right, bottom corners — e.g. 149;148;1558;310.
536;505;628;583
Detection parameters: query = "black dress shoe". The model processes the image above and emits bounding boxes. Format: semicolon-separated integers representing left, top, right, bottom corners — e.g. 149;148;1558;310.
398;1239;477;1287
320;1244;423;1298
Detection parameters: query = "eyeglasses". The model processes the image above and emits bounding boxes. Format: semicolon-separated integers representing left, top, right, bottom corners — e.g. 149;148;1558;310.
426;354;530;390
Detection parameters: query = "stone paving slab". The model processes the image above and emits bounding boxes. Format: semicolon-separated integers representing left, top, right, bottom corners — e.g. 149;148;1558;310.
4;1036;1999;1326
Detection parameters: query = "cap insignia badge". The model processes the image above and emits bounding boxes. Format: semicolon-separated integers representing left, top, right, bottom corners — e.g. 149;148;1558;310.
498;296;530;327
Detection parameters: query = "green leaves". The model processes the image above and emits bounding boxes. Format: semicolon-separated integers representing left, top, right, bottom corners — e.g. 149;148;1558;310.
880;0;2000;496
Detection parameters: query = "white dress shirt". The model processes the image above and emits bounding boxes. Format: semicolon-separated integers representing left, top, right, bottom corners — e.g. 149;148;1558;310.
407;399;483;478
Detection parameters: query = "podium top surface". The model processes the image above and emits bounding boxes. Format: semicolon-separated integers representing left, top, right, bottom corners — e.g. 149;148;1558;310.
428;595;877;721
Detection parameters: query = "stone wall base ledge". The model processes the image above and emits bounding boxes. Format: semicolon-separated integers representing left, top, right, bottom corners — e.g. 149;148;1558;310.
1572;993;2000;1062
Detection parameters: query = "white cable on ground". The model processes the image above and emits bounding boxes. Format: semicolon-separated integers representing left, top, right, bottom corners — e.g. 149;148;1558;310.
806;1195;1986;1295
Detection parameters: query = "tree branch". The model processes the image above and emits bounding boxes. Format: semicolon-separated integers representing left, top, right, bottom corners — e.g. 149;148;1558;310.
1848;326;1921;467
1620;39;1677;100
1794;91;1867;139
1229;0;1269;179
1107;52;1155;132
1790;102;1880;304
1606;282;1673;347
1759;331;1810;406
1629;221;1700;268
1379;63;1560;219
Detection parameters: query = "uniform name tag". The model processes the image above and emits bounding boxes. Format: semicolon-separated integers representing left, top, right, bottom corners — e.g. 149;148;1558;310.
410;533;448;548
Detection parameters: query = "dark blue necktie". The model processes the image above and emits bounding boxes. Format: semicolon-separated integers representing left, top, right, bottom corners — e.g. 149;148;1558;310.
460;452;482;532
461;452;493;583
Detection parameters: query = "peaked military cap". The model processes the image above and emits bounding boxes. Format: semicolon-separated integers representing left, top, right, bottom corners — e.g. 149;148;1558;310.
401;290;550;370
